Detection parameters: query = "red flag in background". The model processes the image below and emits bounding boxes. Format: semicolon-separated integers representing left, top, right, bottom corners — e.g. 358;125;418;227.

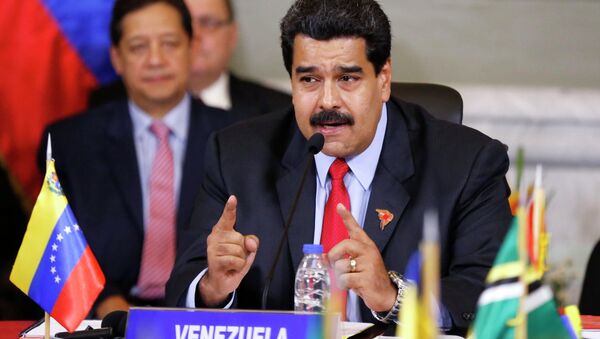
0;0;116;206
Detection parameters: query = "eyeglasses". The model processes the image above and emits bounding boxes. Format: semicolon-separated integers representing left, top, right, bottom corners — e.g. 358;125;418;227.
193;16;232;32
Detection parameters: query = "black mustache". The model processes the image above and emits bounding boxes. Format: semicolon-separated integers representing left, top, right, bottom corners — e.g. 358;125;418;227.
309;110;354;126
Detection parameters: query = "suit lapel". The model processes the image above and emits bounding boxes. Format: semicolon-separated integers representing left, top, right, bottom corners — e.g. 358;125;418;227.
178;100;208;232
363;101;415;252
228;74;259;119
275;127;316;271
104;102;144;232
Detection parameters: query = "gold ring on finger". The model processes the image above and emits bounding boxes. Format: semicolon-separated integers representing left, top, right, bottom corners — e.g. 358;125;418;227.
349;258;357;272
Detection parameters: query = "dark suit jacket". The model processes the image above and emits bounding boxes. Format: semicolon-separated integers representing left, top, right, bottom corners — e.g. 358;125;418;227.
227;74;291;121
88;73;291;121
166;98;512;333
580;239;600;315
38;99;233;307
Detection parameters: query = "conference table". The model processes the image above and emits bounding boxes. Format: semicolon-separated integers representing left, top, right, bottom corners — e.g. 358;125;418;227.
4;319;461;338
3;316;599;338
0;320;34;339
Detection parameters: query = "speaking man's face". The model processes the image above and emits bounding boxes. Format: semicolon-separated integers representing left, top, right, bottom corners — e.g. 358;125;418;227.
110;2;191;116
291;35;391;158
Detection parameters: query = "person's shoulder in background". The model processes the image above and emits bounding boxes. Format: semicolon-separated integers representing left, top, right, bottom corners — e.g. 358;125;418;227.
228;72;291;118
88;80;128;109
37;101;128;174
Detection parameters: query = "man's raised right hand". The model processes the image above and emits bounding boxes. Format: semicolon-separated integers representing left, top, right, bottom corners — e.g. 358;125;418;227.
198;195;259;306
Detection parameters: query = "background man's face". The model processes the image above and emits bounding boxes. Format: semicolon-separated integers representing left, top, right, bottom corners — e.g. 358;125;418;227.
185;0;237;81
291;35;392;158
110;2;191;114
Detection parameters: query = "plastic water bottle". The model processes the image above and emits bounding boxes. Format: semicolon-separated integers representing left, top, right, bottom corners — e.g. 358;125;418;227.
294;244;330;312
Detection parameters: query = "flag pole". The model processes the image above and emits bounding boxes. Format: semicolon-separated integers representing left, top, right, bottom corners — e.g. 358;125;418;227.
508;147;525;214
45;312;50;339
10;132;105;333
422;210;440;327
44;135;52;339
46;134;52;163
516;193;528;339
532;165;545;275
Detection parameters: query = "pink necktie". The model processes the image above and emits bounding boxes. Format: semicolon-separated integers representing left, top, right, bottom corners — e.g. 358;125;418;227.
137;121;176;299
320;158;351;319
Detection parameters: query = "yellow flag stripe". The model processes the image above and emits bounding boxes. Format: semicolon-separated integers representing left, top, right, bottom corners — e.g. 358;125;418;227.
486;262;540;284
486;262;524;283
10;161;68;293
398;284;419;337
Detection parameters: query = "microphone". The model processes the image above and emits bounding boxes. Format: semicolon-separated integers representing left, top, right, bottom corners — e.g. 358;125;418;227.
101;310;128;338
306;133;325;155
261;133;324;310
53;310;127;339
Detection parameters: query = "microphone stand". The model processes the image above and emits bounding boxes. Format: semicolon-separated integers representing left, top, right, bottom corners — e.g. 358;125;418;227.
261;133;323;310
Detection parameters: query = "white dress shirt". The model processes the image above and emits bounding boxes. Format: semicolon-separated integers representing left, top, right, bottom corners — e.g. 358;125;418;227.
128;94;191;297
193;72;231;111
128;94;191;228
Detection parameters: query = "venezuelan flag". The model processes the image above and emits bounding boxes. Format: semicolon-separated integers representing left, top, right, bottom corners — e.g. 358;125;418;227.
0;0;116;204
10;159;105;332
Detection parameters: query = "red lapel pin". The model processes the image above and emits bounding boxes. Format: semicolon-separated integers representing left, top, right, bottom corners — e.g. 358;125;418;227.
375;209;394;230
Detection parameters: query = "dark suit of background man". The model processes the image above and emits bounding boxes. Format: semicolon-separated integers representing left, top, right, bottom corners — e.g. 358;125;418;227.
39;0;232;319
166;0;512;335
89;0;291;122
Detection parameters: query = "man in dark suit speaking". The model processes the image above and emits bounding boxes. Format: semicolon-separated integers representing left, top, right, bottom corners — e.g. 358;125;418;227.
39;0;232;318
166;0;512;334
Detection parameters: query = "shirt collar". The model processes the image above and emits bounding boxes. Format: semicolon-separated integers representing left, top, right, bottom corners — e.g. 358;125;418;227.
196;72;231;110
128;93;191;141
315;103;388;190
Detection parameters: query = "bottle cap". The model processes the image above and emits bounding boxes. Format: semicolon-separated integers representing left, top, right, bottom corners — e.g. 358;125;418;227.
303;244;323;254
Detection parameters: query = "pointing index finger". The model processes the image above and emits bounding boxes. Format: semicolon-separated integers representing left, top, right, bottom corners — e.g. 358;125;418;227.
336;203;374;245
214;195;237;232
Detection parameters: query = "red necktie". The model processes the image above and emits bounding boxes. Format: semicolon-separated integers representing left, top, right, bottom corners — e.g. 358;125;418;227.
320;158;350;319
137;121;176;299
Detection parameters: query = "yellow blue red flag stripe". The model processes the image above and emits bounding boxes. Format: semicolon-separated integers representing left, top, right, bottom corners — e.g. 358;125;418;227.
11;160;104;332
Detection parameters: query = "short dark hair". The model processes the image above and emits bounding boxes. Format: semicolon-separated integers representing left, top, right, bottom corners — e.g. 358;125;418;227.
223;0;235;21
110;0;193;46
280;0;391;76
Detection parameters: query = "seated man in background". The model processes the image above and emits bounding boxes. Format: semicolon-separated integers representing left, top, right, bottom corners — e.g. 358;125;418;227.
185;0;291;120
166;0;512;335
39;0;232;318
90;0;291;121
